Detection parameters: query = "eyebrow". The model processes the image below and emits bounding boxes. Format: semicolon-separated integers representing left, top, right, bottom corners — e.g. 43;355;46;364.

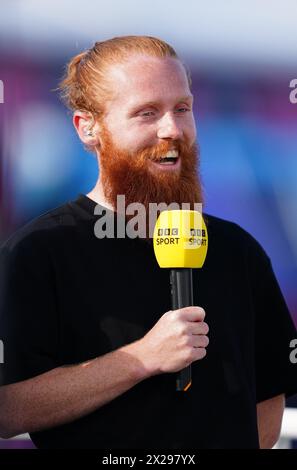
128;95;193;114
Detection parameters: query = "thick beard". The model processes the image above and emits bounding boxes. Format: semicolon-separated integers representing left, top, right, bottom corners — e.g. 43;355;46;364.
98;125;204;239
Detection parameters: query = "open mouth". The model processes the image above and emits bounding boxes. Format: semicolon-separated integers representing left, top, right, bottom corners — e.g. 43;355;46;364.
150;150;180;169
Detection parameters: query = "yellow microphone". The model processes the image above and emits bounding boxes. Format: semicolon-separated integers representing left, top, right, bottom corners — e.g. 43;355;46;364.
153;210;208;391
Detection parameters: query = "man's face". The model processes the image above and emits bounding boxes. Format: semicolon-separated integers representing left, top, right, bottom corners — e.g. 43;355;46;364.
97;55;203;223
102;55;197;164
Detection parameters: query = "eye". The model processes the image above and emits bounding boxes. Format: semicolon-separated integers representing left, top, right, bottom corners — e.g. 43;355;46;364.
175;107;190;113
140;110;155;117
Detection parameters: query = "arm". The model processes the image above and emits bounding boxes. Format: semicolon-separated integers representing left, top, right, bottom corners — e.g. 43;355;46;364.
0;341;148;439
256;393;285;448
0;306;208;439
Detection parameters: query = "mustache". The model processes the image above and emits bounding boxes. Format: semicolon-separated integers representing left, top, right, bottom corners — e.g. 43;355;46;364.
134;139;194;165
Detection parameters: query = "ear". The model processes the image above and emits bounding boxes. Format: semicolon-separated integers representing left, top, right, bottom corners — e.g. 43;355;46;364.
73;111;101;147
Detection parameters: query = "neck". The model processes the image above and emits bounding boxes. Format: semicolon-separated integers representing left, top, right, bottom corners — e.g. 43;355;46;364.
87;178;114;212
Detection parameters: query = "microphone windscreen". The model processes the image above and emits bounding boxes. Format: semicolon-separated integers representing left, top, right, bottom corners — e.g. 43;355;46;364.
153;210;208;268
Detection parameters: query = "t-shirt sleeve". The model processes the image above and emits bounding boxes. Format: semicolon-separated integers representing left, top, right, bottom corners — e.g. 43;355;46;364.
247;235;297;403
0;230;59;386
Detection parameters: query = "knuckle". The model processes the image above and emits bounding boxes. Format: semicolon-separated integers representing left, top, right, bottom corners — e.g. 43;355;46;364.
186;347;194;360
169;309;178;321
195;322;209;335
183;306;199;314
179;324;188;335
178;307;190;318
181;335;191;347
198;322;207;334
198;347;207;359
198;307;206;319
162;310;171;321
201;348;207;358
202;322;209;335
201;335;209;347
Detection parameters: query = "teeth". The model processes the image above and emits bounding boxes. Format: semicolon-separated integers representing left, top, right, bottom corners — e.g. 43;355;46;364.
152;149;179;166
162;150;178;159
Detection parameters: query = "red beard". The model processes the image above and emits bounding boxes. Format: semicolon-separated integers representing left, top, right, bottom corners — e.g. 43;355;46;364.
98;126;204;239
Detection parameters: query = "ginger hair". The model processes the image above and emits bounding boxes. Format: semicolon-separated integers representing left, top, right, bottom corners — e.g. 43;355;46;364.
59;35;191;123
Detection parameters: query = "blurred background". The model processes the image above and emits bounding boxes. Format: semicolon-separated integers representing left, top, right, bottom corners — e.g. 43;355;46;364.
0;0;296;449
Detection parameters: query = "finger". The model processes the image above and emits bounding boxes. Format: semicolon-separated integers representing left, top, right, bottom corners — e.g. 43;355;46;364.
192;335;209;348
190;322;209;336
177;306;206;322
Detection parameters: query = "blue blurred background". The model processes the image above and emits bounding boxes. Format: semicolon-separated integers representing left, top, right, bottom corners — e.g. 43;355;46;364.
0;0;296;447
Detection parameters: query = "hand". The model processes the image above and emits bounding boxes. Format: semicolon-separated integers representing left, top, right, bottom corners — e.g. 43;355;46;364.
134;306;209;377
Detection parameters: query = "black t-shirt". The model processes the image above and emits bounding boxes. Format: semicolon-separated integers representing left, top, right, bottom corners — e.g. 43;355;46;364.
0;194;296;449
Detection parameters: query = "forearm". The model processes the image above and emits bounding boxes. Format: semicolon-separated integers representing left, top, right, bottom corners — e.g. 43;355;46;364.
257;394;285;448
0;341;148;438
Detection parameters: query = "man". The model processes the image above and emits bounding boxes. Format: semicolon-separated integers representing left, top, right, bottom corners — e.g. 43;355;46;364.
0;36;296;449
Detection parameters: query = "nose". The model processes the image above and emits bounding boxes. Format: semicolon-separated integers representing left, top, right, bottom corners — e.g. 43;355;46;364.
157;112;183;140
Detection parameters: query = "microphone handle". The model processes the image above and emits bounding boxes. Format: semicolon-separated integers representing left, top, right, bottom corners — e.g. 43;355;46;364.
170;268;193;392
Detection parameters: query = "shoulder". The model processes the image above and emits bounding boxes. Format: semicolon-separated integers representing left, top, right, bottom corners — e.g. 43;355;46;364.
0;200;77;259
205;212;256;242
204;213;270;263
